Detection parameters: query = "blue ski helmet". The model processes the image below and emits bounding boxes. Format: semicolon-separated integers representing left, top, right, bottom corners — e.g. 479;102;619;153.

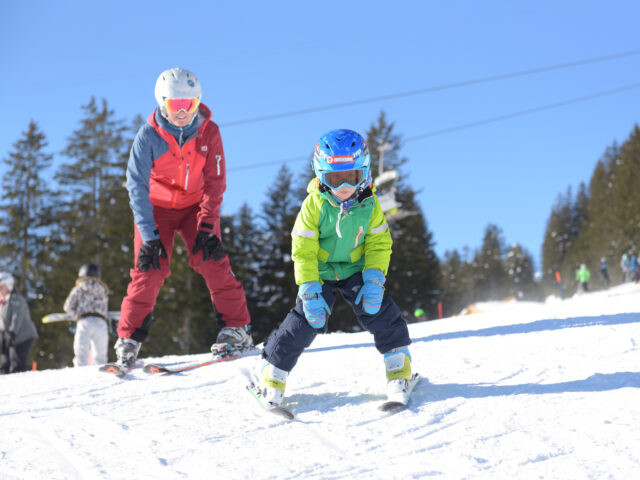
312;129;371;191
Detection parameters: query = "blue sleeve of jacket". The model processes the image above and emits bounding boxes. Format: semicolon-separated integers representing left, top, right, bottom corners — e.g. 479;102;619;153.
126;125;159;242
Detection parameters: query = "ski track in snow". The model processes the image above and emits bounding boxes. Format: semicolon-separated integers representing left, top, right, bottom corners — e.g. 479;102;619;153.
1;283;640;479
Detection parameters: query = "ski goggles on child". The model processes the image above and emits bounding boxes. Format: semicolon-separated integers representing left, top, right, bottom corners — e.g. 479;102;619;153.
164;97;200;114
321;169;364;190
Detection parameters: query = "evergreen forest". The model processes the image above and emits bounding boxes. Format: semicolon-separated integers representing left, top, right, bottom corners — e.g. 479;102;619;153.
1;98;638;369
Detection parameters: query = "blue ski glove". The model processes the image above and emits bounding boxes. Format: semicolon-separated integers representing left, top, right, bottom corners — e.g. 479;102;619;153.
356;269;386;315
298;281;331;329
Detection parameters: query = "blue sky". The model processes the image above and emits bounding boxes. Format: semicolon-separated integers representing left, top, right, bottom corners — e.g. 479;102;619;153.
1;1;639;270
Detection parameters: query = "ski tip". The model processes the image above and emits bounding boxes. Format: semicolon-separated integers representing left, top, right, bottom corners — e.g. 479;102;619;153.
99;363;128;378
378;401;407;413
143;364;169;374
269;406;295;420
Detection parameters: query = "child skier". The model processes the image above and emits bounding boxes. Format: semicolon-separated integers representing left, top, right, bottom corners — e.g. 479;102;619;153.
254;129;414;409
64;264;109;366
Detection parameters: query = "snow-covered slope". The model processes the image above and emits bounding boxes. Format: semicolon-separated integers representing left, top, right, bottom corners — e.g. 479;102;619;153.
2;284;639;479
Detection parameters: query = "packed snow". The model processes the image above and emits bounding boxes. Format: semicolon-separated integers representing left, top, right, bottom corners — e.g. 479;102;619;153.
1;283;639;479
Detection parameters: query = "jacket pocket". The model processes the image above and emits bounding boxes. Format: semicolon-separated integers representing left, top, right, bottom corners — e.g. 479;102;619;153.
318;248;330;263
349;245;364;263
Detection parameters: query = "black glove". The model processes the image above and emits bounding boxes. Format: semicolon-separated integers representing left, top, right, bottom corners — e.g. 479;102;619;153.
2;331;15;347
192;231;224;262
137;239;168;272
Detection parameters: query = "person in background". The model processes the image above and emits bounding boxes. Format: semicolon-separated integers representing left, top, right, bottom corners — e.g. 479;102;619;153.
631;254;639;282
576;264;591;293
64;264;109;366
599;257;610;289
620;253;631;282
414;308;427;322
254;129;414;408
116;67;252;367
0;272;38;373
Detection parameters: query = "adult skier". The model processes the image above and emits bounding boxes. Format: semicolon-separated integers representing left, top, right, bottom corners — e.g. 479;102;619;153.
253;129;414;409
115;68;252;367
0;272;38;373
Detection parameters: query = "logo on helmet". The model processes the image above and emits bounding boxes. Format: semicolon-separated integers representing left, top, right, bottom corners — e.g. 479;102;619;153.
327;155;355;164
188;79;195;87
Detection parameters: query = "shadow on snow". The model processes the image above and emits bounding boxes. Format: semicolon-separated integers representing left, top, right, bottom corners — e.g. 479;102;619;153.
305;312;640;354
417;371;640;403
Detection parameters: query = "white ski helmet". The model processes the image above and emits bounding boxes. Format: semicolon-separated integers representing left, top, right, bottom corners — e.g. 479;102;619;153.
0;271;15;291
154;68;202;114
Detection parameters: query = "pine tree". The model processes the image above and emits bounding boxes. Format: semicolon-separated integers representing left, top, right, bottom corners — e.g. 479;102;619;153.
223;203;263;339
254;165;300;338
365;110;407;175
440;249;475;317
585;144;619;268
387;187;441;321
541;188;575;291
564;183;593;283
504;244;538;299
365;111;441;320
0;120;55;295
473;224;508;301
608;125;640;256
55;97;128;263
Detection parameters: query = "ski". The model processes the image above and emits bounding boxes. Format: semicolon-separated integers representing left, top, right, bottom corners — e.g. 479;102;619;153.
246;382;294;420
143;344;261;375
378;373;421;413
143;355;238;375
99;361;141;378
43;311;121;324
210;342;262;358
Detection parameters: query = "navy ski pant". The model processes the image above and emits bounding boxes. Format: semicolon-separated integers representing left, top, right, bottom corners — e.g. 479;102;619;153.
262;272;411;372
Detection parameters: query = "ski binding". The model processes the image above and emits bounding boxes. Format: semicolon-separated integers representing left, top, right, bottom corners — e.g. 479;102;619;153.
379;373;421;412
211;342;262;359
246;382;294;420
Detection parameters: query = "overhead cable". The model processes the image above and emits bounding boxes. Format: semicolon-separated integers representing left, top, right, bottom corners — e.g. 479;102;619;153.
221;49;640;128
227;83;640;172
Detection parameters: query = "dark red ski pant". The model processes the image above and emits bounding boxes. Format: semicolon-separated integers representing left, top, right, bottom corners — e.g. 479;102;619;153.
118;204;250;341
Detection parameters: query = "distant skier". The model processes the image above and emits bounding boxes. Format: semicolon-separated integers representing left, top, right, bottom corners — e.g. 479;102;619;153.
64;264;109;367
631;255;639;282
0;272;38;373
576;264;591;293
414;307;427;322
115;68;252;367
599;257;610;289
254;129;414;408
620;253;631;282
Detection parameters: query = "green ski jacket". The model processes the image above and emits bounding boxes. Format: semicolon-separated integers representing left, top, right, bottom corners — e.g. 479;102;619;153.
291;179;392;284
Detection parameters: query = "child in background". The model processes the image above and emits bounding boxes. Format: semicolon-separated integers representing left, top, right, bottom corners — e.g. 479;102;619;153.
64;264;110;366
254;129;415;408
